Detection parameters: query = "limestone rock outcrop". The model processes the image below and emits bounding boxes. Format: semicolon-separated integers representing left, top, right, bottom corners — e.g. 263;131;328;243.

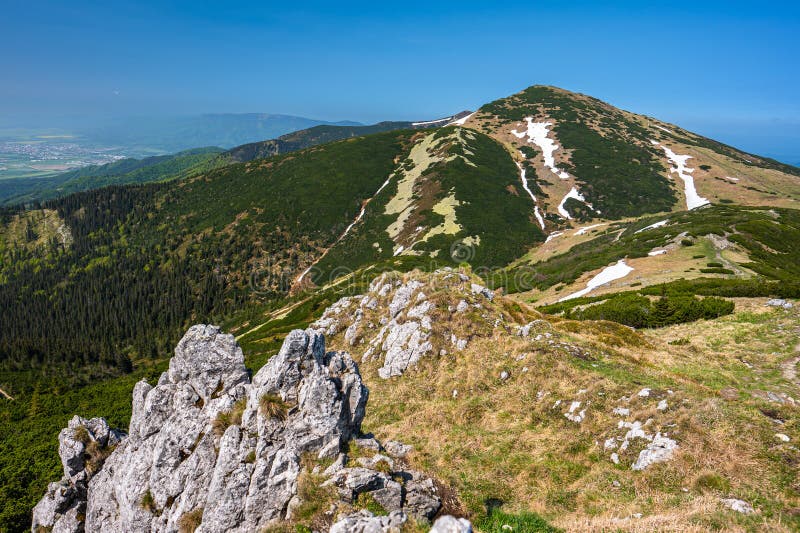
33;325;460;532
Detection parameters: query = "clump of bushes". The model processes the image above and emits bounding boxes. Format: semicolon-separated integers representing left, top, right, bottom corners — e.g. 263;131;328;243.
562;293;734;328
700;267;735;274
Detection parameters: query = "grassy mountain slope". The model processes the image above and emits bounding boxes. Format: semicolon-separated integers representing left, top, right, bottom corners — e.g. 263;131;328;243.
462;86;800;225
309;127;546;284
316;270;800;531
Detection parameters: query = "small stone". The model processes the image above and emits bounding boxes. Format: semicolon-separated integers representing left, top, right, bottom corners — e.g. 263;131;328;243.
384;440;413;457
775;433;790;442
354;436;382;452
657;399;668;411
499;371;510;381
719;387;739;400
632;433;678;470
637;388;651;398
720;498;755;514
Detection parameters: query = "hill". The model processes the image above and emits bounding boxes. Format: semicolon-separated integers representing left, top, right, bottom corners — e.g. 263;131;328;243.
1;85;799;531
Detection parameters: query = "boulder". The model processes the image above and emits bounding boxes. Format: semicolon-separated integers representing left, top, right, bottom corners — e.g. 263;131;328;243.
430;515;473;532
631;433;678;471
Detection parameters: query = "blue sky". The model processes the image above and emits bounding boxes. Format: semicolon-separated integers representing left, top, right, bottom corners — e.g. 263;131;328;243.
2;0;799;161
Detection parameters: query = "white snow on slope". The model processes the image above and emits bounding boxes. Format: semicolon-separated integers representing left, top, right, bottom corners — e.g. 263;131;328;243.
654;143;709;210
560;260;634;301
725;176;740;182
545;231;564;243
635;220;668;234
515;162;546;230
558;187;591;219
511;118;570;180
648;249;667;256
575;223;605;236
447;112;474;126
534;206;546;232
654;125;673;134
411;118;447;126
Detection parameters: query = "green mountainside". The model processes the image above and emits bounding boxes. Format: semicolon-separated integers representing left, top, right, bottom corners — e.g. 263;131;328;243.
1;86;800;531
0;115;466;206
0;147;225;205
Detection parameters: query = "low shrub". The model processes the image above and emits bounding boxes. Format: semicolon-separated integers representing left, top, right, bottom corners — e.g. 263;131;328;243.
259;394;290;420
178;508;204;533
212;399;247;437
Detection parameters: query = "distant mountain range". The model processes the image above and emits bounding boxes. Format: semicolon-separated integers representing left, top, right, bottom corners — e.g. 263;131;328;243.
0;112;471;205
81;113;363;153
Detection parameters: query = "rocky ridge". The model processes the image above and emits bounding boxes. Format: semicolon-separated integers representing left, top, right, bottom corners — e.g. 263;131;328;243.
33;325;468;532
312;269;506;379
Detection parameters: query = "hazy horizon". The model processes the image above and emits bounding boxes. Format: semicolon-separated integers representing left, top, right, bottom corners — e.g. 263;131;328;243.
2;1;799;163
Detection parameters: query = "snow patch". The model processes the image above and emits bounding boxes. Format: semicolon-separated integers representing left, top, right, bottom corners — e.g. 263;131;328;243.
654;125;673;134
558;187;592;219
544;231;564;243
635;220;668;234
559;260;634;301
447;112;474;126
574;223;604;236
511;118;571;180
515;162;546;230
648;249;667;256
655;143;709;210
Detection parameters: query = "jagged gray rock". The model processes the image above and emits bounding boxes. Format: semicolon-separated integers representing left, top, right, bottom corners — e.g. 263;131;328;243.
631;432;678;471
33;325;444;533
329;510;408;533
32;416;125;533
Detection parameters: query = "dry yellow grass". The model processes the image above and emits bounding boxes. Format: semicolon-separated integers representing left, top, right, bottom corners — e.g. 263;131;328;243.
320;271;800;531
